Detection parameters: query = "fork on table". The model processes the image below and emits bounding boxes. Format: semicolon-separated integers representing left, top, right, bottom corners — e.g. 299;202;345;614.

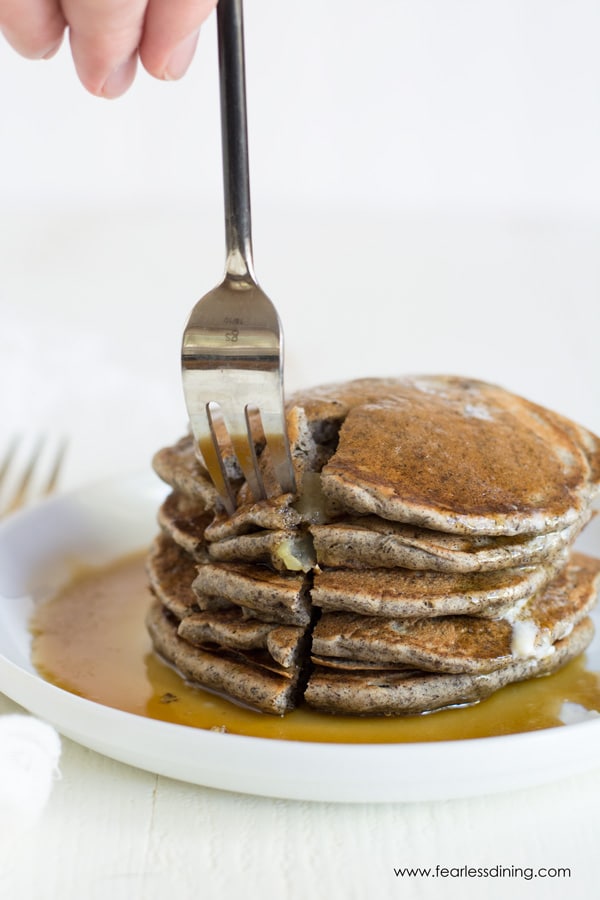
0;437;67;518
181;0;296;515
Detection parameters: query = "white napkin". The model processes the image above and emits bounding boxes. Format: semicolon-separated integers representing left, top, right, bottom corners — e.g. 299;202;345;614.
0;715;61;834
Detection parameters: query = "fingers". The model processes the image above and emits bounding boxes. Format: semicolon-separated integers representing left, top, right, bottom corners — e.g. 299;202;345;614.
0;0;66;60
1;0;216;97
61;0;149;97
139;0;217;81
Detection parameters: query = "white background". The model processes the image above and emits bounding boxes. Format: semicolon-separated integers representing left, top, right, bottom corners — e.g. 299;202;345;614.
1;2;600;898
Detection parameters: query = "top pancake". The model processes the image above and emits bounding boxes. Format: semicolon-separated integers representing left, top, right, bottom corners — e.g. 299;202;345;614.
154;378;600;539
294;375;600;536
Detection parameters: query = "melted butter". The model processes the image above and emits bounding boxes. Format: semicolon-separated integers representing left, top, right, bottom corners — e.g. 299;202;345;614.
30;552;600;744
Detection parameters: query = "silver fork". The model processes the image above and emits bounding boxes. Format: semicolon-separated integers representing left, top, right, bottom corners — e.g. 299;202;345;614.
0;436;67;518
181;0;296;515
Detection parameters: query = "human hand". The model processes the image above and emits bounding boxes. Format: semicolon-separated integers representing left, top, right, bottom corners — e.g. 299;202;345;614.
0;0;217;98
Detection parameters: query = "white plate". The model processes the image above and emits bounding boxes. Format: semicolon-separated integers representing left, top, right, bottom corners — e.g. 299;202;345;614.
1;473;599;804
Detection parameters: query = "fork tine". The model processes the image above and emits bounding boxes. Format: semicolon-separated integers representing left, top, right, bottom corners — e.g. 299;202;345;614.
244;405;268;497
0;436;19;489
42;437;68;498
264;427;296;496
196;408;237;515
4;436;45;514
257;384;297;495
218;404;267;504
1;437;67;517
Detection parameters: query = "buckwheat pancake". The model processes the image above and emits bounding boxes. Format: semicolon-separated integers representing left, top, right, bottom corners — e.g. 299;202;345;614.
157;488;309;560
304;617;594;716
146;599;304;714
152;435;218;508
146;533;199;620
310;376;600;535
310;514;586;573
157;492;212;560
204;494;302;540
192;560;312;626
311;553;600;675
157;491;315;571
511;552;600;635
311;554;566;619
206;528;316;572
177;610;306;669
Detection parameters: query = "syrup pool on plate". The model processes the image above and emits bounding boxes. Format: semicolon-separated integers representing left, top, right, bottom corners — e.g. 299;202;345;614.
30;551;600;744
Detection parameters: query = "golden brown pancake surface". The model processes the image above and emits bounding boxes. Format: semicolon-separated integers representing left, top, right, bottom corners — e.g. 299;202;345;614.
319;376;599;536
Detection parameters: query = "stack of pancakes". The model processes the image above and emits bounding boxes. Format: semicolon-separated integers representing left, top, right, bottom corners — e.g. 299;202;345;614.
146;376;600;716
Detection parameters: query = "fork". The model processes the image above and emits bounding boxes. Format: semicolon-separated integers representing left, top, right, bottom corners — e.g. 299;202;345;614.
181;0;296;515
0;436;67;518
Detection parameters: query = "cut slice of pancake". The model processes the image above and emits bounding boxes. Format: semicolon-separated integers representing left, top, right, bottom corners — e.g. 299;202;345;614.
177;609;306;669
207;529;316;573
304;617;594;716
157;491;212;561
311;554;566;618
153;435;219;507
234;405;329;507
192;561;312;626
315;376;600;535
310;514;586;573
311;553;600;675
204;495;302;541
178;608;271;642
146;533;199;619
146;599;304;715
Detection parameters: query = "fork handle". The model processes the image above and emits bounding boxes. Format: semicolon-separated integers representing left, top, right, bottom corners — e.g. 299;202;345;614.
218;0;255;281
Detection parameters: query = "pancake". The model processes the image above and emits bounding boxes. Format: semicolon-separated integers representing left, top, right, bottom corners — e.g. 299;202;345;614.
310;553;600;675
146;599;303;714
309;514;586;573
311;554;566;619
286;376;421;434
157;492;212;561
146;533;199;619
177;610;306;669
512;551;600;635
304;617;594;716
314;376;600;535
152;435;219;507
192;561;312;626
207;529;316;572
146;534;311;625
204;494;302;541
158;491;315;571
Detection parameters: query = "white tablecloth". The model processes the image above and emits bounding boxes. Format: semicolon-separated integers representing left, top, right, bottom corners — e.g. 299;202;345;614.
2;204;600;900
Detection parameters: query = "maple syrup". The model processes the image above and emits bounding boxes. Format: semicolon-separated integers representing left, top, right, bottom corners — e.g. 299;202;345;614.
30;551;600;744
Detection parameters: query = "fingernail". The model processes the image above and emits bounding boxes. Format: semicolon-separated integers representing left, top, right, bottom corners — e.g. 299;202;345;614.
165;31;199;81
101;54;137;99
42;38;63;60
0;27;63;60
